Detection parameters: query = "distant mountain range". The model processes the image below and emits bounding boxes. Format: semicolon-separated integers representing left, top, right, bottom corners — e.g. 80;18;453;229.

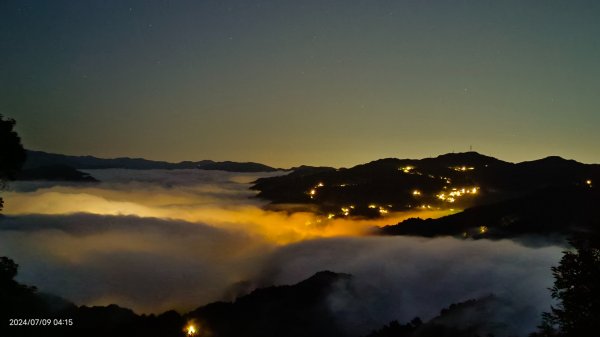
16;164;99;182
24;150;280;172
17;150;281;181
15;150;600;239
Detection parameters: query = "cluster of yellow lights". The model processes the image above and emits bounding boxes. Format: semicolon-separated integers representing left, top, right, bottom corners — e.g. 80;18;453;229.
400;166;414;173
451;166;475;172
307;182;325;199
397;166;425;176
420;204;433;209
462;226;488;238
339;205;355;216
412;190;421;196
437;187;479;203
586;179;593;187
440;176;452;184
367;204;390;214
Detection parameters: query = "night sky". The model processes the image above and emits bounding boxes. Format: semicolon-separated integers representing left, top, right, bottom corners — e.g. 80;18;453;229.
2;0;599;167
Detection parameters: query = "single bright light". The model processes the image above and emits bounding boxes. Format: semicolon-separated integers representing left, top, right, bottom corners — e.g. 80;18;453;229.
186;324;197;336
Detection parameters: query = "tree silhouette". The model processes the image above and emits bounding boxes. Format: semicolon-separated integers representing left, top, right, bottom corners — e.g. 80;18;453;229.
0;256;18;282
0;114;26;210
536;237;600;337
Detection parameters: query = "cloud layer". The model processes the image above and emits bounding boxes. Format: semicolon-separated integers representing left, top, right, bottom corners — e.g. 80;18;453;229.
0;169;563;336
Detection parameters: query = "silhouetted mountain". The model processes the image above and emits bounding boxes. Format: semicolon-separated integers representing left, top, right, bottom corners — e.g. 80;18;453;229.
185;271;352;337
198;161;279;172
381;185;599;241
365;295;516;337
1;260;351;337
24;150;200;170
24;150;279;172
1;255;184;337
1;255;540;337
16;165;98;182
251;152;599;218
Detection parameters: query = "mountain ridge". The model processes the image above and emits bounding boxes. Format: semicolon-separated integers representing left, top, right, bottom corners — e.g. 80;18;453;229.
251;151;599;219
23;150;281;172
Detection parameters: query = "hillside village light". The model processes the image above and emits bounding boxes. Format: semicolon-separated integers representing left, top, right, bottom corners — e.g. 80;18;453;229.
451;166;475;172
186;323;197;336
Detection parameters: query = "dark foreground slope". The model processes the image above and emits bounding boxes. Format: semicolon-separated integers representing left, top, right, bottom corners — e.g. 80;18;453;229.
365;295;517;337
1;257;523;337
186;271;351;337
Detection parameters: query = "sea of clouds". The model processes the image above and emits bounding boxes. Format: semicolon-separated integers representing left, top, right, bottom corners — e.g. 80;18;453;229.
0;169;564;336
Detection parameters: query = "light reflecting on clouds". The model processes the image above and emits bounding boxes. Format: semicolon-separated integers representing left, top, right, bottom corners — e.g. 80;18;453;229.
0;170;562;336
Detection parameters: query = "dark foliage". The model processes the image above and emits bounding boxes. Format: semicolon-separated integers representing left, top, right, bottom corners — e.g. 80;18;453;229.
0;115;26;182
534;237;600;337
0;115;26;210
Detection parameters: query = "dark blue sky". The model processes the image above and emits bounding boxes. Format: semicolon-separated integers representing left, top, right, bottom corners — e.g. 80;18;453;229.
2;0;599;166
